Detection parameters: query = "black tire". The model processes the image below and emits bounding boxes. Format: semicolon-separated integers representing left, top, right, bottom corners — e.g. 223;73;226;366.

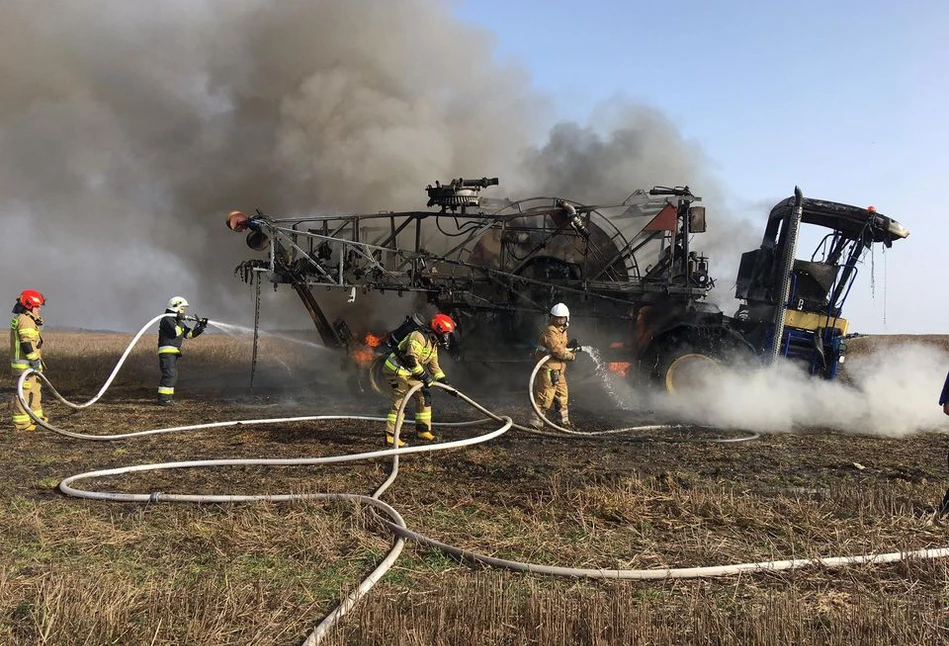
646;329;755;394
367;354;389;396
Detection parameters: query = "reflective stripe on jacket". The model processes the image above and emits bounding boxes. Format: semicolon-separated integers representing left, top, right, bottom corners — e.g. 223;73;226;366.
157;312;195;355
10;312;42;373
382;330;444;380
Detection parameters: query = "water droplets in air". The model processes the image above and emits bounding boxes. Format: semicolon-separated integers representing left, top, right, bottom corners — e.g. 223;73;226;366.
209;321;331;352
582;346;630;408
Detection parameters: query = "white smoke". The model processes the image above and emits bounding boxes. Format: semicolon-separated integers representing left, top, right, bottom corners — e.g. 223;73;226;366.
600;342;948;437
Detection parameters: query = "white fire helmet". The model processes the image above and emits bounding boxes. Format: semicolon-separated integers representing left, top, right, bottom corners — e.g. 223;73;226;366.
166;296;190;313
550;302;570;326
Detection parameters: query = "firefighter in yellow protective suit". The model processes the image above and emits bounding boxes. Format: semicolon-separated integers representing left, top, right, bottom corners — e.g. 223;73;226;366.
382;313;456;446
9;289;47;431
532;302;583;429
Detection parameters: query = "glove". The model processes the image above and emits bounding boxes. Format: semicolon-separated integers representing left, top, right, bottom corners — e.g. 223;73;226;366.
28;359;42;372
176;311;186;323
567;338;581;351
195;318;208;332
420;372;434;387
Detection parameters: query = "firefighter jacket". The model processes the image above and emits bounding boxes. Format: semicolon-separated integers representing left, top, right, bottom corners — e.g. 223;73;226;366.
383;330;446;381
158;312;202;355
535;323;575;372
10;311;43;373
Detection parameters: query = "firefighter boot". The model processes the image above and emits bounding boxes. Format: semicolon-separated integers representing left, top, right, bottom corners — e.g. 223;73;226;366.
12;413;36;432
529;412;545;429
558;407;575;430
386;433;406;448
415;408;436;441
157;396;175;407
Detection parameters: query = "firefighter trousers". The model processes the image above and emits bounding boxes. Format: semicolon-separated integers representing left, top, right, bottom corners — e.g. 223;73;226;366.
158;353;180;403
11;371;44;430
385;373;432;436
533;367;569;421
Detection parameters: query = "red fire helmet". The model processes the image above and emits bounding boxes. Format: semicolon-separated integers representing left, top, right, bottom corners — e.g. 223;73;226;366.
18;289;45;311
430;313;456;336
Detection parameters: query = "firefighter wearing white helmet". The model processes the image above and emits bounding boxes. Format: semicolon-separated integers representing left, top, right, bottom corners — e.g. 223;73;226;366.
532;302;582;428
157;296;207;406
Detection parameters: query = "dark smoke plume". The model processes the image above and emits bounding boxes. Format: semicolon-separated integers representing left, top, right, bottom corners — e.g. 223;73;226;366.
0;0;746;332
519;103;759;312
520;103;719;204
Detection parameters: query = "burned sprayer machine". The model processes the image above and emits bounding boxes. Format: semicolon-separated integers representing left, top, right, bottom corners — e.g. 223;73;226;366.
227;178;908;391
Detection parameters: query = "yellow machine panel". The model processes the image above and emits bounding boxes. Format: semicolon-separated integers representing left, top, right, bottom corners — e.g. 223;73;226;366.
784;310;848;335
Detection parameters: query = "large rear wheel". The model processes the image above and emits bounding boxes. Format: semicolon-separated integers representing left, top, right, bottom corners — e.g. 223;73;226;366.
646;328;754;394
663;352;721;394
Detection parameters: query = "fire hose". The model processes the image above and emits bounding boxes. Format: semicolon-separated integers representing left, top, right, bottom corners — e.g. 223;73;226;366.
527;354;760;442
14;319;949;645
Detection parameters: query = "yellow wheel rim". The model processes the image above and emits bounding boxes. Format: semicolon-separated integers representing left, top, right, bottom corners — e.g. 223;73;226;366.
665;353;720;394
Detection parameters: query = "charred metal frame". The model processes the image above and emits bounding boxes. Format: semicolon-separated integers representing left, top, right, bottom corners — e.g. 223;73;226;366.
232;182;710;348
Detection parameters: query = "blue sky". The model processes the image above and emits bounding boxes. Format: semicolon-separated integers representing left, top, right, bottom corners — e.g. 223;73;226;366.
454;0;949;334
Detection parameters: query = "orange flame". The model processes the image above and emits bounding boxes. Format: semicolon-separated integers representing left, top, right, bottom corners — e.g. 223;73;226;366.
350;332;386;368
364;333;384;347
607;362;631;377
352;346;375;368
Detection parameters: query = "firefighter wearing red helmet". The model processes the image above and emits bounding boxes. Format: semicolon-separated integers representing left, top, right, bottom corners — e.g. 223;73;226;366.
381;313;455;446
9;289;47;431
532;302;582;429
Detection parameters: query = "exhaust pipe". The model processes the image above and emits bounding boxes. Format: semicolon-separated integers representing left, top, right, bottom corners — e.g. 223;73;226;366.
768;186;804;365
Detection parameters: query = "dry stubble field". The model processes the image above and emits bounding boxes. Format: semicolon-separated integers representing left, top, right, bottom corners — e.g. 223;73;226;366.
2;331;949;645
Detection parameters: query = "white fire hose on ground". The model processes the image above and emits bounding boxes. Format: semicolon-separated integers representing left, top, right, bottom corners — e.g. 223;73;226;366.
527;354;759;442
15;317;949;645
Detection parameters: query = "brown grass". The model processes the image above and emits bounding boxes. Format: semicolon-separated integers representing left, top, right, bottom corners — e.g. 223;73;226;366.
0;333;948;644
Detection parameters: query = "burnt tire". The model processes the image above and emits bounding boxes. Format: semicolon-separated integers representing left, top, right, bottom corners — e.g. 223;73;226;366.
367;354;389;396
